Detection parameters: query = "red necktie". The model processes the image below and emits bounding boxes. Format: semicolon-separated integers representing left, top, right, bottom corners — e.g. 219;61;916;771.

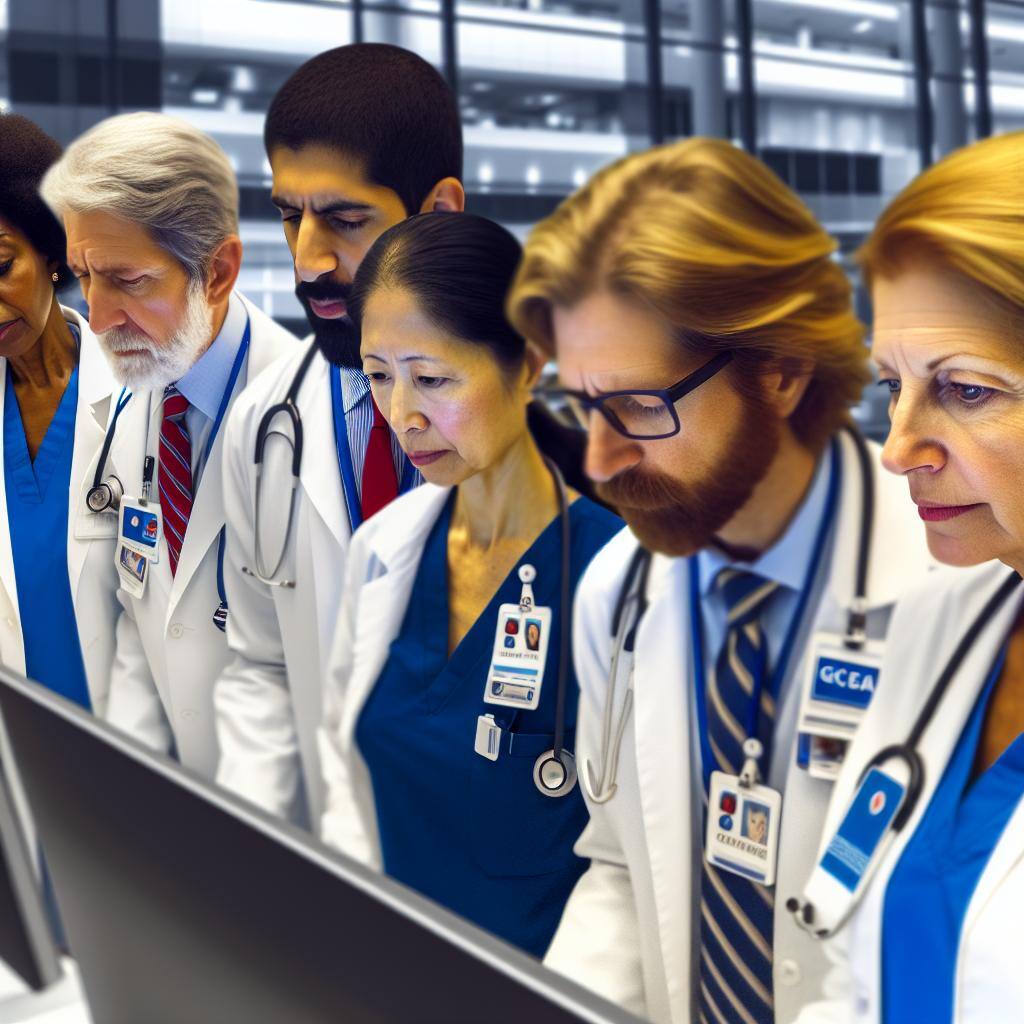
159;387;193;576
360;396;399;522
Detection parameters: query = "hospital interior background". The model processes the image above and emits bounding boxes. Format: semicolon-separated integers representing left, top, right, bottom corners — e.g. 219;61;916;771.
3;0;1021;439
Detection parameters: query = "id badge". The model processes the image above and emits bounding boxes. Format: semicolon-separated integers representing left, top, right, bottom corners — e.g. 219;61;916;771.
819;766;906;893
483;603;552;712
705;770;783;886
119;498;161;564
798;633;883;763
117;543;148;598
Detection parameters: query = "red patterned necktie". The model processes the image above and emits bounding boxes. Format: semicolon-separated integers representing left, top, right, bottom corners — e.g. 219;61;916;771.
360;395;399;522
159;387;194;576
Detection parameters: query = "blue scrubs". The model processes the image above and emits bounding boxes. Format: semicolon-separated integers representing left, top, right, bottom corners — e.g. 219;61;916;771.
3;352;91;710
356;493;622;957
882;647;1024;1022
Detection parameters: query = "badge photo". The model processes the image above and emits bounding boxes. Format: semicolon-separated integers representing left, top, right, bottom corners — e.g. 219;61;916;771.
483;603;553;712
117;543;148;598
705;770;783;886
119;499;162;564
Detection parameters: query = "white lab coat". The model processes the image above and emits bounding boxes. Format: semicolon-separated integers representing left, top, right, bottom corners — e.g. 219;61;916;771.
214;342;352;827
543;432;935;1024
0;305;120;710
795;558;1024;1024
318;483;454;863
103;293;296;777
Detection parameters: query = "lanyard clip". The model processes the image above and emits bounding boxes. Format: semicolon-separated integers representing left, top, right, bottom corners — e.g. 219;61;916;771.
739;737;763;789
844;597;868;650
518;564;537;612
141;455;155;505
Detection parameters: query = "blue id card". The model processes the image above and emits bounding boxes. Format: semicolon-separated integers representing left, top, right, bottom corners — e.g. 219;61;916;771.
119;499;162;563
820;767;905;892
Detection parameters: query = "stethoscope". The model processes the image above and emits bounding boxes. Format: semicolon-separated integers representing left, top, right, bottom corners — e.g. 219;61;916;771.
530;456;577;798
86;317;252;628
789;567;1023;937
241;344;417;587
583;425;876;805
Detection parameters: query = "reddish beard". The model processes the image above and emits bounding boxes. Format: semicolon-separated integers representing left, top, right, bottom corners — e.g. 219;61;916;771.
596;395;781;557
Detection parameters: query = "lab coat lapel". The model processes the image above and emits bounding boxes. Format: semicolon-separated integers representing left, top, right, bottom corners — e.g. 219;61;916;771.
298;353;349;549
66;312;115;602
0;360;22;660
632;552;695;1006
338;486;453;751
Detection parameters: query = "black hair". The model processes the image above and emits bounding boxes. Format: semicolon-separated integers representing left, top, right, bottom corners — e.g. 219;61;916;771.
349;212;605;504
0;113;72;288
264;44;463;216
350;212;525;368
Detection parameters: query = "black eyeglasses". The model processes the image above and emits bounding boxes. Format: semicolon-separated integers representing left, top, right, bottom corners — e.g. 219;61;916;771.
549;351;733;440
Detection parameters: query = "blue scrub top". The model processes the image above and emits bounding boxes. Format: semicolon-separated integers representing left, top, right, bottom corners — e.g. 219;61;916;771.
3;350;91;710
882;646;1024;1022
356;492;622;957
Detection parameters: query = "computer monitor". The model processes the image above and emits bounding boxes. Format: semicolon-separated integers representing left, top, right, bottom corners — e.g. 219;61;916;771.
0;721;61;992
0;669;641;1024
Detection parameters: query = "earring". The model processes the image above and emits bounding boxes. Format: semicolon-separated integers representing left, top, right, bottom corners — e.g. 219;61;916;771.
51;272;59;283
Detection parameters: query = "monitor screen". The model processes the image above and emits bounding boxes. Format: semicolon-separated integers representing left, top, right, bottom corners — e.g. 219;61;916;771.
0;669;640;1024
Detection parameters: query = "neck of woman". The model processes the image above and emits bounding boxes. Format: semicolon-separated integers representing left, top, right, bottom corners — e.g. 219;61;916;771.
452;431;559;551
8;299;77;391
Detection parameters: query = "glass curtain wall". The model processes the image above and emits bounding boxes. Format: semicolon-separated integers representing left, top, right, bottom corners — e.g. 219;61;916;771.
0;0;1020;424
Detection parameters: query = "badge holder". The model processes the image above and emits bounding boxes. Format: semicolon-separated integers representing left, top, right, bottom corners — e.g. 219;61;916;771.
705;739;783;887
797;627;884;781
117;456;161;598
482;565;552;714
788;762;910;938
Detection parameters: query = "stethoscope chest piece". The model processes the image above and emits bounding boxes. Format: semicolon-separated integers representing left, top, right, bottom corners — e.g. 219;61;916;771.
87;476;123;514
534;749;578;798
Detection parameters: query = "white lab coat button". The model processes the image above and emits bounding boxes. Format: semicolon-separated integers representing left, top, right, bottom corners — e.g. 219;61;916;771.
180;708;197;721
169;623;185;639
777;959;801;986
5;618;14;629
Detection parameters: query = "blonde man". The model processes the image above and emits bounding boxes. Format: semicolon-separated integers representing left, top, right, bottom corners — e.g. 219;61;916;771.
508;138;935;1024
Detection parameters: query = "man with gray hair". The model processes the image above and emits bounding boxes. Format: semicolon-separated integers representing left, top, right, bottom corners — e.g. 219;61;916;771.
42;111;297;776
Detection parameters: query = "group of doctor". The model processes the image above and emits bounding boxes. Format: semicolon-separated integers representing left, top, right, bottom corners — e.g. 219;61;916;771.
0;34;1021;1024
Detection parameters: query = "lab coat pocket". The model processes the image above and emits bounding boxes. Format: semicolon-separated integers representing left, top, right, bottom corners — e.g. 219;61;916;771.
469;729;589;880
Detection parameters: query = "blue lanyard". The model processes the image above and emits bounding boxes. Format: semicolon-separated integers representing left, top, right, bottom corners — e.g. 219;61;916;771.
329;366;417;533
688;436;842;790
205;315;251;468
209;315;251;610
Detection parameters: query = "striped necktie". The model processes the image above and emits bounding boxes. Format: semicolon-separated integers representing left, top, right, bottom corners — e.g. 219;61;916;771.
159;386;193;577
699;568;779;1024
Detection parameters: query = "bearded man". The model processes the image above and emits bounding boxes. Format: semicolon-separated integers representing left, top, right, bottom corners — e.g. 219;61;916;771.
42;112;297;777
507;138;934;1024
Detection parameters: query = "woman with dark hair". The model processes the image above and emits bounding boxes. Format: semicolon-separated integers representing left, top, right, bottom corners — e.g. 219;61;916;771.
318;212;622;957
0;113;119;711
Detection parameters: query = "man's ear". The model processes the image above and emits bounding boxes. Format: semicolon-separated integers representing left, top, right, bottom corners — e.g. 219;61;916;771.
204;234;243;306
759;358;813;418
418;177;466;214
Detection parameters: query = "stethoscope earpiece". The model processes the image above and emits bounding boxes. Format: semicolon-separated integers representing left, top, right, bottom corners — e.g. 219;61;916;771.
534;749;577;798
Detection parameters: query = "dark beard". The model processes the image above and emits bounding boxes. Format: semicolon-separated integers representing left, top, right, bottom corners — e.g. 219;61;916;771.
295;282;361;369
596;393;781;557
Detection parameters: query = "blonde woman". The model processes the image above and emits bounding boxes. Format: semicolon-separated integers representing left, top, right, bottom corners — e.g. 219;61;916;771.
794;131;1024;1024
506;138;934;1024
